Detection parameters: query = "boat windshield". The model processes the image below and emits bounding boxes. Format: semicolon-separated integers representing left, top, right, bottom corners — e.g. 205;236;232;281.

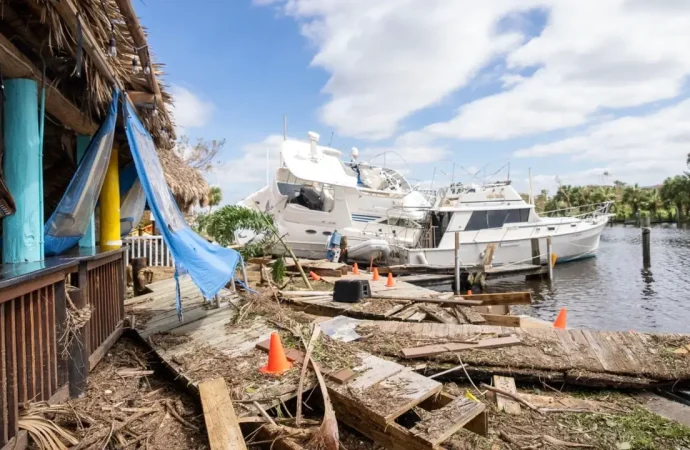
464;208;531;231
347;164;411;192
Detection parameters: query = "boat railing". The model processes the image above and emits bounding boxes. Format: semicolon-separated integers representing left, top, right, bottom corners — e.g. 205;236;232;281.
541;201;613;219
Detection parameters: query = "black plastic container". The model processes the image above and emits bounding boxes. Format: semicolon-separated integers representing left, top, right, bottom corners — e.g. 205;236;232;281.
333;279;372;303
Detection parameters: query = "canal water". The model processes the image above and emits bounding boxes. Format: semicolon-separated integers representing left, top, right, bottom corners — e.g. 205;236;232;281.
493;225;690;333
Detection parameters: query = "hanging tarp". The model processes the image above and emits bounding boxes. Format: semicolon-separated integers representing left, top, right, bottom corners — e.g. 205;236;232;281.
123;101;241;314
120;179;146;237
44;90;120;255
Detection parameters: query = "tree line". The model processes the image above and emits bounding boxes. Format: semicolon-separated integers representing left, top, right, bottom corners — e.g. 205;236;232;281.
530;175;690;222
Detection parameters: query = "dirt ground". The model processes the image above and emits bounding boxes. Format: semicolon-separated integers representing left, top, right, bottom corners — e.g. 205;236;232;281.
32;336;209;450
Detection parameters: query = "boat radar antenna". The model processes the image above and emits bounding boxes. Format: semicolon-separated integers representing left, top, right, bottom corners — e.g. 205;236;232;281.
308;131;320;161
351;147;359;161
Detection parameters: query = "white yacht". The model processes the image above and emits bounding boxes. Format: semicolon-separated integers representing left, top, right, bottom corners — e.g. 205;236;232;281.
405;182;612;267
238;132;430;261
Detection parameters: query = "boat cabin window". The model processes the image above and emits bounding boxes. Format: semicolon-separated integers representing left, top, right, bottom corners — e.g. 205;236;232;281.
378;217;421;228
464;208;530;231
287;184;335;213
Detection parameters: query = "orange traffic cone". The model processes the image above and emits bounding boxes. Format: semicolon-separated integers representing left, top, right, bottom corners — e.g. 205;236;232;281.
386;273;395;287
553;308;567;329
372;268;380;281
309;271;321;281
353;262;360;275
260;332;293;375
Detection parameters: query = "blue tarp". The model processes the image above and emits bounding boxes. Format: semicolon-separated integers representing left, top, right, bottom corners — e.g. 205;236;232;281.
44;90;119;255
123;101;241;316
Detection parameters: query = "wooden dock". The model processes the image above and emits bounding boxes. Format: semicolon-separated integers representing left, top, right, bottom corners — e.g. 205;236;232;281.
125;276;489;449
282;273;541;327
355;321;690;389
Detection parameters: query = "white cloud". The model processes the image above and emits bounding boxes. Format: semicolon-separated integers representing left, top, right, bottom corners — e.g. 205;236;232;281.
423;1;690;140
515;98;690;187
210;135;284;203
168;85;215;134
263;0;547;140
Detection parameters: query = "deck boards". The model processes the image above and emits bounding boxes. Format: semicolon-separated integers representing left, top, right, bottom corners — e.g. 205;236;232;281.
127;277;461;447
358;321;690;387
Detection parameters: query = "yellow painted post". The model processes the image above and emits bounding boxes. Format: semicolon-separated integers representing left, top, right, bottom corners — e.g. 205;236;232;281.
99;145;121;250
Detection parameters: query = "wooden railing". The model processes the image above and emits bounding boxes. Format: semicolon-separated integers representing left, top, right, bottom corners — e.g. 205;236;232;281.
0;248;126;447
70;249;126;370
0;260;76;446
123;235;173;267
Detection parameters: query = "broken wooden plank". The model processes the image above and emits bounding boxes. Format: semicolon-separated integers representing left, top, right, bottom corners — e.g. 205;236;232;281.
464;292;532;306
374;370;443;423
481;314;521;327
198;378;247;450
391;305;419;320
374;296;482;306
493;375;521;415
417;304;458;324
349;354;404;390
382;303;409;318
408;311;427;322
456;306;486;324
410;397;486;445
401;336;522;359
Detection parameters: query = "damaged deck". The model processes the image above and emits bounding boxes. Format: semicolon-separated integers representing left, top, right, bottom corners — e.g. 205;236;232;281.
126;276;489;449
357;321;690;389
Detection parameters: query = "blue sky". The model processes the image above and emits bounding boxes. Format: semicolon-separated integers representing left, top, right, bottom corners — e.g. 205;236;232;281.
135;0;690;203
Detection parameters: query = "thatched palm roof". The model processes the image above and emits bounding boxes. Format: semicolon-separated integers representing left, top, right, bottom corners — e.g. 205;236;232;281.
0;0;209;209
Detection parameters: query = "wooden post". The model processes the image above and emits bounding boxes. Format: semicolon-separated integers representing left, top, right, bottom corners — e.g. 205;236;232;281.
546;236;554;281
68;288;88;398
2;79;42;263
131;257;150;296
530;238;540;266
77;135;96;248
642;227;651;269
454;232;460;295
99;145;121;250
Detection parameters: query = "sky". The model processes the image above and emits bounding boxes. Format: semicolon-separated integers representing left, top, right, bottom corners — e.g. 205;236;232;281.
135;0;690;204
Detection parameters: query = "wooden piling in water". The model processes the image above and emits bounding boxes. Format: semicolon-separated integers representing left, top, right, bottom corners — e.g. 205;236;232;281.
642;227;651;269
546;236;554;281
454;232;460;295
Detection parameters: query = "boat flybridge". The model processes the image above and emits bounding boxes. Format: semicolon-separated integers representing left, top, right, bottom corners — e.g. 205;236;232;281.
238;132;431;262
403;182;613;267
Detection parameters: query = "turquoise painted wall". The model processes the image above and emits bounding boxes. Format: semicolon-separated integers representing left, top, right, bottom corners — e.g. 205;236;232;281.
76;135;96;248
2;79;42;263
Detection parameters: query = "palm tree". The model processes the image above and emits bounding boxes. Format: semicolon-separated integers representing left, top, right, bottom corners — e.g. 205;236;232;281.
208;186;223;212
646;189;663;221
622;184;643;218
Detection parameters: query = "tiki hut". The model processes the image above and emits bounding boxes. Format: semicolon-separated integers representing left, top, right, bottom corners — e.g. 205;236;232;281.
0;4;216;446
0;0;210;214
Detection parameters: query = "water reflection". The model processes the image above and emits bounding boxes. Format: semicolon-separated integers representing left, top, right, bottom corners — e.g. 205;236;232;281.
488;225;690;333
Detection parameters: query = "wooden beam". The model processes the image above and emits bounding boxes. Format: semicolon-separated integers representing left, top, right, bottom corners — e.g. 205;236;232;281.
464;292;533;306
113;0;165;109
198;378;247;450
48;0;119;87
127;90;156;106
0;33;97;135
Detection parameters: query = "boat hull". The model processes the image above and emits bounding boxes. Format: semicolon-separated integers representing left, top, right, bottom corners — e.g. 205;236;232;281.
406;217;608;267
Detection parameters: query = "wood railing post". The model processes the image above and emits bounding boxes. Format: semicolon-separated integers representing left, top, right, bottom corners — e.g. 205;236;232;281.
77;262;91;356
67;288;88;399
54;280;69;388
